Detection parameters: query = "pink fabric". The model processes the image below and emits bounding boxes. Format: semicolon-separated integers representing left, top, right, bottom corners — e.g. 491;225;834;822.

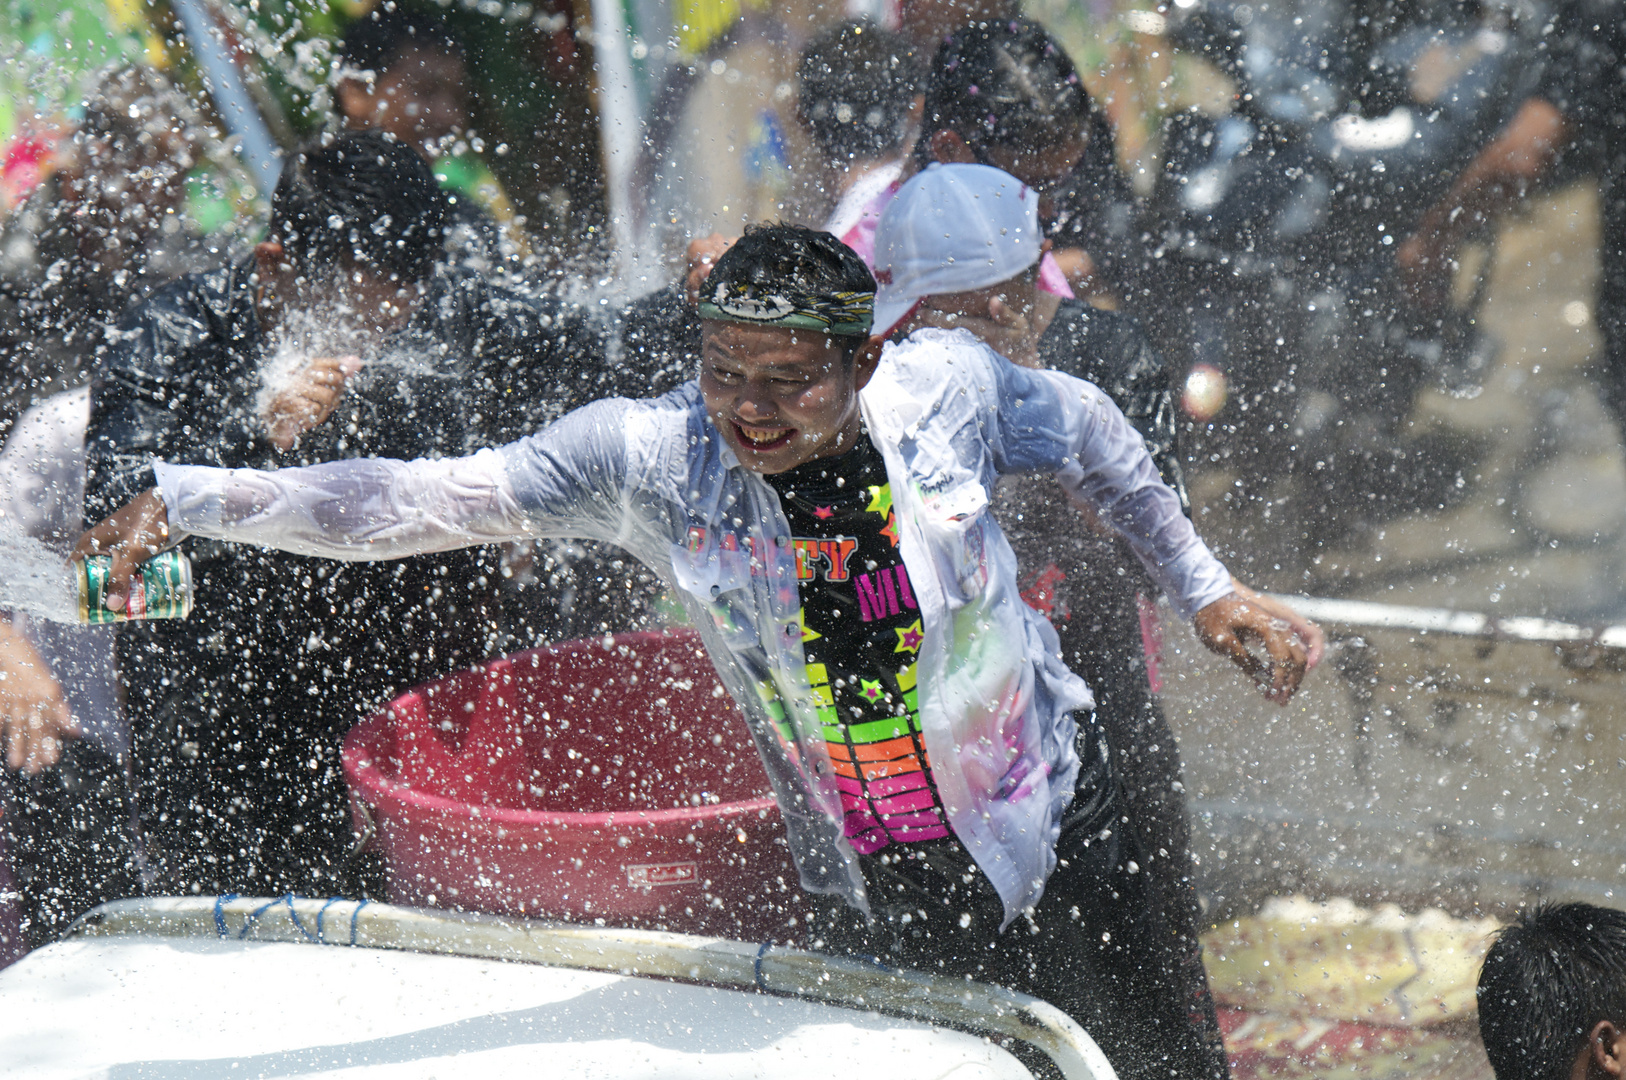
1137;591;1165;694
837;771;929;799
843;809;952;853
1036;252;1074;297
842;179;1075;299
845;787;939;816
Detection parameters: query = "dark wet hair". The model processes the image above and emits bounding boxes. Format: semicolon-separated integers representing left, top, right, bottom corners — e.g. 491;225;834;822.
797;20;921;164
1478;903;1626;1080
917;18;1092;166
267;130;447;283
339;5;464;75
705;224;877;355
709;224;876;301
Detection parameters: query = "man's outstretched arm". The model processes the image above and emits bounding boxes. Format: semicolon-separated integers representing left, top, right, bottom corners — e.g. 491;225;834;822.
73;450;533;613
74;398;639;614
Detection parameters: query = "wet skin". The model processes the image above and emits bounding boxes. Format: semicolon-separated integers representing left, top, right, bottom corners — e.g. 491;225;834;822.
698;321;883;475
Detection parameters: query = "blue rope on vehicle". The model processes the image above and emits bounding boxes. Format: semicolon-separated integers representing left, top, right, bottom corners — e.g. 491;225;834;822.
212;893;241;937
211;894;365;945
349;899;369;946
754;940;772;989
243;896;313;942
315;896;348;944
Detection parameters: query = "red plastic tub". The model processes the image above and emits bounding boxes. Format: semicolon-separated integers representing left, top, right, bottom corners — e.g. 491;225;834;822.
342;630;806;939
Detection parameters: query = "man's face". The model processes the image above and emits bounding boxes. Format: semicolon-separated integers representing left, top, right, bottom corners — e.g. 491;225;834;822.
256;243;422;348
699;321;866;474
338;44;472;155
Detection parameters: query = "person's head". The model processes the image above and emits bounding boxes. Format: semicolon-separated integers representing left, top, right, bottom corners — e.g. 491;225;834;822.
1479;903;1626;1080
797;21;921;172
895;0;1018;53
255;131;447;340
871;163;1043;338
59;67;210;267
698;224;883;474
335;7;471;156
917;19;1093;200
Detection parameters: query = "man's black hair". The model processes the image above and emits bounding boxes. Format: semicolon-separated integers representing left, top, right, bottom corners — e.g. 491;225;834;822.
268;130;447;283
708;223;876;299
917;18;1092;167
798;20;921;165
1478;902;1626;1080
338;5;464;75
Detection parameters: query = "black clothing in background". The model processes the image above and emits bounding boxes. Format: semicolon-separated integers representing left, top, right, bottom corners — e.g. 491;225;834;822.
83;261;667;898
1532;0;1626;425
494;281;701;644
0;175;208;439
990;297;1224;1068
1;741;140;949
1046;111;1154;308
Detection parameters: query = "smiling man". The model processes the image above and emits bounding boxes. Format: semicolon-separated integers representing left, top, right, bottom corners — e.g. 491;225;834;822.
79;223;1310;1080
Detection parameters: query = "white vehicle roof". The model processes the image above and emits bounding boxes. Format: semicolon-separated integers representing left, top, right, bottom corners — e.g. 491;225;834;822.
0;896;1116;1080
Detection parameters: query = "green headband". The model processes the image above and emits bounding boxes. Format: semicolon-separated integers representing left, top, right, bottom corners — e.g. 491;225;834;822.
698;282;874;337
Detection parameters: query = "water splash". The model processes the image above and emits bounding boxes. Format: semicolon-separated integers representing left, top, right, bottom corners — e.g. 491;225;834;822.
254;304;450;424
0;519;77;623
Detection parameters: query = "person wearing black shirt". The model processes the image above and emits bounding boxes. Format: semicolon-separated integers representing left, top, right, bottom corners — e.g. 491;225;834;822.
82;132;686;904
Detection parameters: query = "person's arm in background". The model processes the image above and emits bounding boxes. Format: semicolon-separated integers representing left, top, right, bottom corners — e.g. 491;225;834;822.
0;390;90;772
1397;97;1569;308
0;618;78;774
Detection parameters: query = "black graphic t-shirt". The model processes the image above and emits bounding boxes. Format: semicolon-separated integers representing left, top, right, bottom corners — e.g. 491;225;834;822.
764;435;950;853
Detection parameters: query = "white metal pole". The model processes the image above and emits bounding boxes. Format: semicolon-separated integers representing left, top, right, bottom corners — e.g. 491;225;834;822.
588;0;641;275
169;0;282;197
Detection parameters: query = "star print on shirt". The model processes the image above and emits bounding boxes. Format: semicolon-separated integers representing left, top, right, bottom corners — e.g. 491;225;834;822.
797;608;821;643
879;512;900;548
859;678;885;703
894;619;924;653
865;484;892;519
813;505;834;520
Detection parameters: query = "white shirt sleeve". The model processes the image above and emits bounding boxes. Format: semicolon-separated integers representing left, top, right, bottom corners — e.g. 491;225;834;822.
0;387;89;549
977;342;1234;618
153;447;535;561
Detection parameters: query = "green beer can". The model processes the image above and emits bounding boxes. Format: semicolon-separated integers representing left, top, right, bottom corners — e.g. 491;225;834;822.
78;551;194;624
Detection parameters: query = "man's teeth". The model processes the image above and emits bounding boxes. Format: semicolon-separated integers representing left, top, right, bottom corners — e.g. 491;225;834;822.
739;424;788;444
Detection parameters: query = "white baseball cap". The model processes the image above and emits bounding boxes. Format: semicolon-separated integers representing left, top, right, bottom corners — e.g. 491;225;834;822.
871;162;1043;337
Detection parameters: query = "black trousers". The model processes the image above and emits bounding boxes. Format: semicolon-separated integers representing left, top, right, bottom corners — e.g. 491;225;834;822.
126;673;360;899
807;779;1229;1080
1069;620;1227;1074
